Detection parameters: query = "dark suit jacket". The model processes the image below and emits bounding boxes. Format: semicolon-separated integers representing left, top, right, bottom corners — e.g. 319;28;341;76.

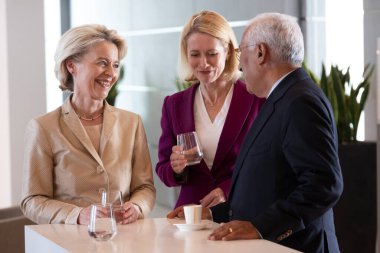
156;80;264;208
211;68;343;253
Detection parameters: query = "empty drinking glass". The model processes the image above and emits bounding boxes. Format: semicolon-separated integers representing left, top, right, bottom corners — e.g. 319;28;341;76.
101;190;124;224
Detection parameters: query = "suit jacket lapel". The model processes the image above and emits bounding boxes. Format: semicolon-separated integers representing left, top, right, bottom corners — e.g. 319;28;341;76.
61;97;104;167
212;83;255;171
230;99;274;189
230;68;306;190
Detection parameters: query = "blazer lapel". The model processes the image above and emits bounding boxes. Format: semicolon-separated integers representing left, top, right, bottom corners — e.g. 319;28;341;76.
61;97;104;167
99;102;116;158
212;83;255;171
173;84;198;133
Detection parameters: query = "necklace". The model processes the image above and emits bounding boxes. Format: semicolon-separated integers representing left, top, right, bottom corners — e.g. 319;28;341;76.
70;98;104;121
200;81;232;108
77;112;103;121
200;88;222;108
200;88;217;107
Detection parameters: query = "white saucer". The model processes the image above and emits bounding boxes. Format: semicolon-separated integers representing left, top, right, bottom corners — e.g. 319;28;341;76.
173;221;211;231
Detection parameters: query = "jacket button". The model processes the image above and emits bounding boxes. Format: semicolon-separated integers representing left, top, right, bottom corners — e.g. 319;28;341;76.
97;166;104;174
228;210;233;217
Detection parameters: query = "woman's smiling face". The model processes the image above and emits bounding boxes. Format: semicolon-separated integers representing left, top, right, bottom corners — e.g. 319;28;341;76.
186;32;228;85
67;41;120;101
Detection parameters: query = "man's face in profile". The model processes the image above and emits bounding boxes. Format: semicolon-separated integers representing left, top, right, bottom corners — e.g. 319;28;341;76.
239;29;260;96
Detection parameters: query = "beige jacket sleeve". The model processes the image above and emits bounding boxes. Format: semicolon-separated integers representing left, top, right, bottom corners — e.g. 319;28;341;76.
20;117;83;224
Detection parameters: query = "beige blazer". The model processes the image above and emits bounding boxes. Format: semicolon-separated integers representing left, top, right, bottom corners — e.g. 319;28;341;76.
20;98;156;224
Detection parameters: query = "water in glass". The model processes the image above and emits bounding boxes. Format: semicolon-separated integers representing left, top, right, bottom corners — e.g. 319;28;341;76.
88;203;117;241
177;132;203;166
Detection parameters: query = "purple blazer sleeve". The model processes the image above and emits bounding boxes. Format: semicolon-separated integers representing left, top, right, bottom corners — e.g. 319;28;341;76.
155;96;182;187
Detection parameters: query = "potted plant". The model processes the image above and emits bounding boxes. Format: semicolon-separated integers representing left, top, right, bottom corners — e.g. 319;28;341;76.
305;64;373;142
175;77;192;91
304;63;376;253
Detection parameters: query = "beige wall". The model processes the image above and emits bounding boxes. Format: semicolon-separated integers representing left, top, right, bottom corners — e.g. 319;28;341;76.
0;0;46;207
0;0;11;207
364;0;380;142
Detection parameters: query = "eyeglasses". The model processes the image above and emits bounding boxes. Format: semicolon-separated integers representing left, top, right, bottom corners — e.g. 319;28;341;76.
234;44;257;61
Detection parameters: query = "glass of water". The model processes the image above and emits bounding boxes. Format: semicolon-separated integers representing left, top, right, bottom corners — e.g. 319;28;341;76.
88;203;117;241
177;131;203;166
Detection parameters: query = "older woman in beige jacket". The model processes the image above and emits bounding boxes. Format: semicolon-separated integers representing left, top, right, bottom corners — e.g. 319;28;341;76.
20;24;155;225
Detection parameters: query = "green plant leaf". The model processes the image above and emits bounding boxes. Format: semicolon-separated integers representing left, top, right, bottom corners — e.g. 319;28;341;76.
175;77;192;91
302;62;374;143
302;61;320;84
106;65;125;106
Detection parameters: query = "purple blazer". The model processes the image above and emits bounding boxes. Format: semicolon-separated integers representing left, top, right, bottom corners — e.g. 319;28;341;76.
155;80;264;208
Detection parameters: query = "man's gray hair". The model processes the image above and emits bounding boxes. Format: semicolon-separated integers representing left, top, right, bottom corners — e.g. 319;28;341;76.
246;12;304;65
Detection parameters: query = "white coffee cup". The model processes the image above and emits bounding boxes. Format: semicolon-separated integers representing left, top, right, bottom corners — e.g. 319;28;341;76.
183;205;202;224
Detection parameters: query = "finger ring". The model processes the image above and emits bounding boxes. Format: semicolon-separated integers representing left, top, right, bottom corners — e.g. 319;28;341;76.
229;227;233;233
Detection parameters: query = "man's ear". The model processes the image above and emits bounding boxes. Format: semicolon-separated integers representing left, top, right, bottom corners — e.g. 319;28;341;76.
257;43;267;65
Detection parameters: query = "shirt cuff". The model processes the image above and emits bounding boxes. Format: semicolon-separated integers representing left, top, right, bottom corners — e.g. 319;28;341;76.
208;208;214;221
131;202;143;219
68;207;83;225
254;225;263;239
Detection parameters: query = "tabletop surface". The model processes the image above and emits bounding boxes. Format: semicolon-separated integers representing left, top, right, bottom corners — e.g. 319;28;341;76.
25;218;301;253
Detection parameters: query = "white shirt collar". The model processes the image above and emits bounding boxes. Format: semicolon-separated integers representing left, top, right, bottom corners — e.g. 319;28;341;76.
266;69;296;98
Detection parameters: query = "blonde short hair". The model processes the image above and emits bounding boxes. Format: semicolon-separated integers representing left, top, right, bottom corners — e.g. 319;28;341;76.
178;10;239;83
54;24;126;91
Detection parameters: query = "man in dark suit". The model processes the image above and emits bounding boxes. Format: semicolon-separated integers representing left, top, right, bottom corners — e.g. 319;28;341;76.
168;12;343;253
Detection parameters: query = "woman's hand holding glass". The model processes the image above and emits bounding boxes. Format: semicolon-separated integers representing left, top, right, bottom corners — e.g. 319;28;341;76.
171;132;203;174
170;146;187;174
121;202;140;224
100;190;140;224
78;205;93;225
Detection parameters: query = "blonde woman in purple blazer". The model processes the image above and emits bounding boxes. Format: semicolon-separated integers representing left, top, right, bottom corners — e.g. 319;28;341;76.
156;11;264;208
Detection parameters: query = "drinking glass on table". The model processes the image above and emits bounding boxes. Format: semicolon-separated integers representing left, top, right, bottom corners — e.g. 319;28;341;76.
177;132;203;166
88;203;117;241
101;190;124;224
